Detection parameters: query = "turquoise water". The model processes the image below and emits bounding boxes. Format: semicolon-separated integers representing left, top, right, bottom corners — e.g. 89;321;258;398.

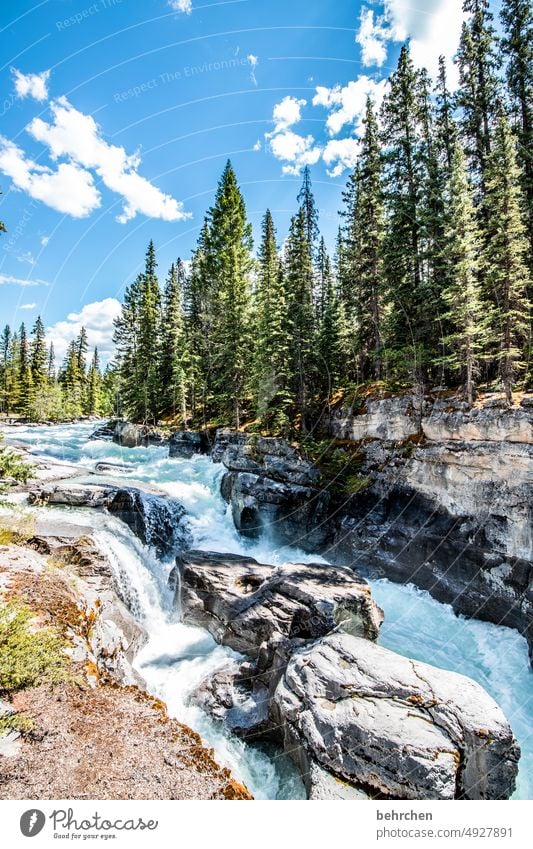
4;422;532;799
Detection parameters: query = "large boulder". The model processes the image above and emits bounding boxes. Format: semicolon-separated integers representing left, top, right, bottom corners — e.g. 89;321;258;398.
214;431;330;548
29;483;115;508
169;430;211;458
107;488;191;559
273;633;520;800
177;550;383;740
177;551;383;658
112;421;168;448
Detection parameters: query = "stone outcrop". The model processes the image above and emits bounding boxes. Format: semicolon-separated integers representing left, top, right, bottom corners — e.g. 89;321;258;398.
176;550;382;740
112;420;168;448
273;633;520;800
177;550;519;801
215;430;330;548
169;430;211;458
107;488;191;559
326;394;533;664
29;483;191;560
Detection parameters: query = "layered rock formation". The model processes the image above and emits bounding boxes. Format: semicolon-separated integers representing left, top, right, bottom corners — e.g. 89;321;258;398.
29;482;191;559
216;430;330;547
327;394;533;663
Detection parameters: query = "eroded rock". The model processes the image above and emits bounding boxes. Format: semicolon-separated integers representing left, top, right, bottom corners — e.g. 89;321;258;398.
273;633;520;800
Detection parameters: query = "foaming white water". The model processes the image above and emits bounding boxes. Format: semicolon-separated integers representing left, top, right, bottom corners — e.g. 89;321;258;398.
3;422;533;800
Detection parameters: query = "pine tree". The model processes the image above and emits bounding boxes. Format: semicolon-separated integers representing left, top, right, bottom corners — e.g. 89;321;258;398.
435;56;457;172
114;273;142;419
348;97;385;380
380;45;431;383
160;260;189;423
60;340;84;419
438;144;489;403
30;317;48;390
184;218;214;419
284;207;315;427
456;0;501;188
137;241;162;422
17;323;33;419
482;113;532;403
297;166;320;260
500;0;533;261
47;344;56;381
317;245;343;398
253;210;291;429
0;326;11;415
208;161;253;427
86;348;102;416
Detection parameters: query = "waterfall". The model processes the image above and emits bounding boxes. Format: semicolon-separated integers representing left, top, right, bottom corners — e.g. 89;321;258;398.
4;421;532;800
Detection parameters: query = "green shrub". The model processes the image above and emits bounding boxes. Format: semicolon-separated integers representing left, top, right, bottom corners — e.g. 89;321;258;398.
0;433;33;489
0;600;70;695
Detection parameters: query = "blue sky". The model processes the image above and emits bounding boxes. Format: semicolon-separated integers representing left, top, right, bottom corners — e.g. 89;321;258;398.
0;0;488;362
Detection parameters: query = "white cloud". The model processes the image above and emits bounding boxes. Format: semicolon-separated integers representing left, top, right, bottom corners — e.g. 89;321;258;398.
40;235;49;246
271;96;307;133
253;140;262;151
312;76;387;136
247;54;258;86
356;8;389;67
355;1;463;86
12;68;50;101
28;98;190;223
269;131;322;176
323;137;360;178
46;297;121;364
0;273;48;287
169;0;192;13
19;303;36;310
0;136;101;218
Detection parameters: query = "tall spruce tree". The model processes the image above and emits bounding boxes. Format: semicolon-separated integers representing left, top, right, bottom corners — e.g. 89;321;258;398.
208;161;253;427
380;45;431;383
137;241;163;422
456;0;501;188
86;348;102;415
435;56;457;172
297;166;320;260
18;323;33;418
500;0;533;262
438;144;488;403
351;97;385;380
482;113;532;403
254;210;291;430
184;218;214;419
160;260;189;422
30;316;48;390
283;207;315;427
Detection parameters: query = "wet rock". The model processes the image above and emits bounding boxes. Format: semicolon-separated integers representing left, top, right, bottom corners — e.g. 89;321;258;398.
113;421;168;448
107;488;191;559
178;551;383;659
180;550;383;744
214;431;330;548
90;422;115;441
169;430;211;458
29;483;114;508
273;633;520;800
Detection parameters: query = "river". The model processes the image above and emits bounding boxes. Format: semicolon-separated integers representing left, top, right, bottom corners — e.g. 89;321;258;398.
3;422;532;800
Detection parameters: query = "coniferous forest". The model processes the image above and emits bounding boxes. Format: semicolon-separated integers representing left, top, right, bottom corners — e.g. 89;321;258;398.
1;0;531;433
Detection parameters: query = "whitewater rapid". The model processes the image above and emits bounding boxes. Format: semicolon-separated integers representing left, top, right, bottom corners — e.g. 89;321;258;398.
4;422;532;800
